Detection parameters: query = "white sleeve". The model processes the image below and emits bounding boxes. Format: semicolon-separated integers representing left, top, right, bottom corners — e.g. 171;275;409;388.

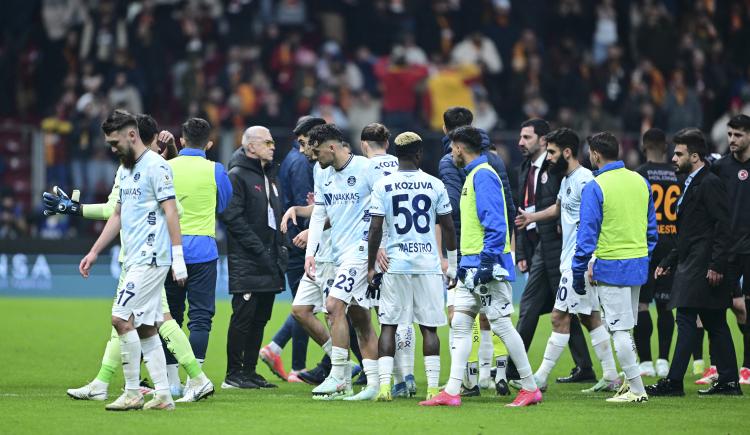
305;204;327;258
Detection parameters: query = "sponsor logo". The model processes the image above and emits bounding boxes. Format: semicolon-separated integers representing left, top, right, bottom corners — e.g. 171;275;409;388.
362;210;371;222
347;176;357;186
126;282;135;290
324;180;333;187
739;169;748;181
147;211;156;225
121;187;142;199
501;303;510;309
323;192;361;205
609;319;620;326
461;187;468;196
571;303;579;308
385;184;392;192
146;233;155;246
254;185;262;192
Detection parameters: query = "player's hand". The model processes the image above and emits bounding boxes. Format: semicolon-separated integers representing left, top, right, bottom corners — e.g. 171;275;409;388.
43;186;82;216
445;250;458;289
306;192;315;206
573;274;586;295
587;261;596;286
367;271;383;299
474;260;496;287
654;266;671;279
293;229;308;249
441;257;449;275
515;207;534;229
517;259;528;273
376;248;389;272
79;251;98;278
280;207;298;234
304;255;316;280
171;245;187;286
706;269;723;287
158;130;176;147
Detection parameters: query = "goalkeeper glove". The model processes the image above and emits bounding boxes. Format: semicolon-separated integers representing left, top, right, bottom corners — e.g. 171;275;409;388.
42;186;81;216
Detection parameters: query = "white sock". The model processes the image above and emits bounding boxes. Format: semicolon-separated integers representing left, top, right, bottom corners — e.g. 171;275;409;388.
395;324;415;383
197;358;204;368
590;325;618;381
378;356;394;388
446;312;474;396
268;341;282;355
448;326;454;357
166;364;181;388
119;330;142;392
424;355;440;389
479;329;493;382
90;378;108;390
331;346;348;380
494;355;508;382
491;316;537;391
344;360;352;388
535;332;569;383
322;338;332;357
141;334;169;394
613;330;644;394
363;359;379;389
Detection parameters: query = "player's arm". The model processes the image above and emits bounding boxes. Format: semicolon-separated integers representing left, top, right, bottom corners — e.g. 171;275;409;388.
281;204;314;233
161;198;187;285
572;182;603;294
644;179;658;257
79;203;122;278
438;213;458;288
473;169;509;283
367;215;385;284
704;175;731;285
515;200;560;229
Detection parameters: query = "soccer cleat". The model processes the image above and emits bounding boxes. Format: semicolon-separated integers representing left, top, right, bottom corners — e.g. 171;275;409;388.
697;381;743;396
376;385;392;402
507;379;522;390
655;359;669;377
615;372;630;396
246;371;277;388
222;372;259;389
509;375;545;392
105;392;144;411
645;378;685;396
405;374;417;397
606;390;648;403
67;381;108;401
460;385;480;397
556;366;596;383
343;386;378;401
419;390;461;406
139;378;154;396
392;382;409;398
692;359;705;376
639;361;656;377
311;375;347;399
353;371;367;386
581;377;623;393
695;366;718;385
287;370;305;383
144;394;176;410
740;367;750;385
298;365;328;385
506;388;543;407
259;345;288;380
495;379;510;396
425;387;440;400
176;377;214;402
170;384;184;397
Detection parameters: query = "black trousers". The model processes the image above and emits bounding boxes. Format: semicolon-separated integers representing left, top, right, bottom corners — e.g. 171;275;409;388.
226;292;276;375
668;307;739;384
515;242;592;369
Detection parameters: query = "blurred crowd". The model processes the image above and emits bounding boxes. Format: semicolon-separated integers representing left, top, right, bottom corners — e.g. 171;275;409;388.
3;0;750;239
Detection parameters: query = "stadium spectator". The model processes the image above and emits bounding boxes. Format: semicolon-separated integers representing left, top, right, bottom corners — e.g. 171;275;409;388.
373;49;428;132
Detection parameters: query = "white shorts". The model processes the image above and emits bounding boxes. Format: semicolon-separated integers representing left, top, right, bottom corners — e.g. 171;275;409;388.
378;273;447;327
292;262;335;313
446;288;456;308
112;264;170;327
554;269;599;315
115;266;170;315
328;259;371;309
596;283;640;331
453;278;514;321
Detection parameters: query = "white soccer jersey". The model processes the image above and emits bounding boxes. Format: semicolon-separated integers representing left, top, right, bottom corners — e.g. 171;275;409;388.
118;150;175;268
312;163;334;263
314;155;381;264
369;153;400;178
369;170;452;274
557;166;594;270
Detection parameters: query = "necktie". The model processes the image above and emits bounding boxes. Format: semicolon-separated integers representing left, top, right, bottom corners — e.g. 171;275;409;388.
525;165;537;208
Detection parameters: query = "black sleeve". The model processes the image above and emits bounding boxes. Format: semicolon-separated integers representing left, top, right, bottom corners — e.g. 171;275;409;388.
704;176;731;273
220;172;267;257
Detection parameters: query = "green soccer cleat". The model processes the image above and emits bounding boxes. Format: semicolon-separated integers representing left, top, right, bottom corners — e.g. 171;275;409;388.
606;390;648;403
343;386;378;401
425;387;440;401
376;385;392;402
582;377;623;393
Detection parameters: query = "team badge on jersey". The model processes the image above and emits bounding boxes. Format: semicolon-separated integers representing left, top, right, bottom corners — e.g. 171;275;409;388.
347;176;357;186
349;268;357;277
134;173;141;181
541;172;548;184
126;282;135;290
739;169;748;181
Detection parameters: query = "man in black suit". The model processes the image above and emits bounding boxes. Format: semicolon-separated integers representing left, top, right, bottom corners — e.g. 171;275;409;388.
512;118;594;383
647;128;742;396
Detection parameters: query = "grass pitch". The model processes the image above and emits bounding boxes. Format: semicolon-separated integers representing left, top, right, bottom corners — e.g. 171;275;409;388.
0;297;747;434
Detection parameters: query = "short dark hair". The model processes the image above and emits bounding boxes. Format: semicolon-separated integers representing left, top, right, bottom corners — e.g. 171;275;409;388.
544;128;579;157
449;126;483;153
587;132;620;160
642;128;667;151
672;127;708;158
727;114;750;132
520;118;551;138
136;114;158;145
101;109;137;135
360;123;390;146
443;107;473;131
181;118;211;148
309;124;344;147
293;116;326;136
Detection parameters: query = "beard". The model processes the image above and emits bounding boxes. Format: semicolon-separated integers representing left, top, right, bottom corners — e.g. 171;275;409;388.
118;147;137;169
549;157;569;175
675;160;692;174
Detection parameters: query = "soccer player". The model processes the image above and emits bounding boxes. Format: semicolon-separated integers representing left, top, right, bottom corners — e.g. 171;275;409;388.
515;128;621;393
45;114;213;403
421;126;542;407
304;124;382;400
573;132;657;403
711;114;750;385
633;128;680;377
366;132;458;402
79;109;186;411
